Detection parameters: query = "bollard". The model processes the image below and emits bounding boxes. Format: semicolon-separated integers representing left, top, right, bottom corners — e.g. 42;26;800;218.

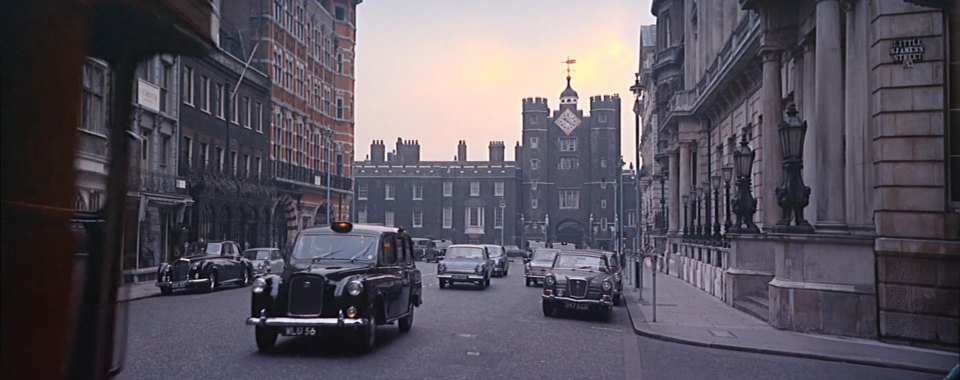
652;253;657;322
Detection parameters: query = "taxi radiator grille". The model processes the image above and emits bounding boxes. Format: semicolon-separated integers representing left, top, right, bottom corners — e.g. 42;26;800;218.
288;275;324;316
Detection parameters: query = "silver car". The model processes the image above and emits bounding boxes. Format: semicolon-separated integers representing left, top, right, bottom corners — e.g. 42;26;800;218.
243;248;283;277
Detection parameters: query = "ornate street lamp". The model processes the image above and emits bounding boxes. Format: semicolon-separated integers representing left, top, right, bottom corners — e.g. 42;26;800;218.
711;174;721;242
774;104;813;233
731;134;759;233
681;194;689;239
702;180;711;239
722;165;734;238
690;185;699;240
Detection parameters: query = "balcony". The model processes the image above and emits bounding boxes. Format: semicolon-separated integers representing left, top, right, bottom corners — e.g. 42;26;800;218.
274;161;353;191
128;170;188;195
651;45;684;84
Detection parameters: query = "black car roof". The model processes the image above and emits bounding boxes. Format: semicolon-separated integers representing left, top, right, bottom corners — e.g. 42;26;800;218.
302;223;400;236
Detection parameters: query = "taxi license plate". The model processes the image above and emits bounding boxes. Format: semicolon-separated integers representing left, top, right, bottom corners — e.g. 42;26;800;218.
453;274;467;279
283;327;317;336
564;302;590;310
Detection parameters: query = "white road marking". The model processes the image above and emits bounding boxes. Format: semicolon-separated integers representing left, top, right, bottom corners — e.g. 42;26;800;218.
467;352;480;356
457;333;477;338
590;326;623;333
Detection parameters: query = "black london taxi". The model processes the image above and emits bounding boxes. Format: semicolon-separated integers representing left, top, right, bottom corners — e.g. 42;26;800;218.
541;250;617;321
246;222;422;353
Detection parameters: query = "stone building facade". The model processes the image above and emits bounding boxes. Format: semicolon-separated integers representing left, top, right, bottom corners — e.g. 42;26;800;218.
644;0;959;348
221;0;359;248
178;43;275;249
121;54;192;281
518;78;633;250
75;57;111;215
354;139;522;245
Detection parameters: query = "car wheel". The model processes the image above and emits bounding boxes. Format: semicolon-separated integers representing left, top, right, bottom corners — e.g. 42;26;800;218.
358;309;377;353
485;278;491;288
398;303;414;333
255;326;278;352
160;286;173;295
206;272;218;293
542;300;554;317
613;293;622;306
477;280;485;290
524;278;530;287
439;279;447;289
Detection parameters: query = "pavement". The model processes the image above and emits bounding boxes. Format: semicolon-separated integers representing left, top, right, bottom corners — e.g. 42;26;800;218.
623;258;960;375
118;280;161;303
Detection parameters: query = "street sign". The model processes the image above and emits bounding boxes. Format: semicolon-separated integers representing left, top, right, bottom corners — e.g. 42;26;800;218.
136;79;160;112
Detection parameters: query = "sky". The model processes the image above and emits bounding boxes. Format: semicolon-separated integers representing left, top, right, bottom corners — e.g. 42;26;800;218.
354;0;655;168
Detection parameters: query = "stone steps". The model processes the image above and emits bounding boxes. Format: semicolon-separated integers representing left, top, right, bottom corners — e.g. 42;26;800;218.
735;294;770;322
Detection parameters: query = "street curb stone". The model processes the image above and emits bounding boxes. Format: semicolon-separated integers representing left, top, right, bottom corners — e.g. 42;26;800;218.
623;289;951;376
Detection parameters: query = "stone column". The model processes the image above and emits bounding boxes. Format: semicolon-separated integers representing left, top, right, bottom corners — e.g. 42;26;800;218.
669;150;681;234
759;47;784;231
800;37;817;225
814;0;846;229
844;1;870;231
679;143;691;233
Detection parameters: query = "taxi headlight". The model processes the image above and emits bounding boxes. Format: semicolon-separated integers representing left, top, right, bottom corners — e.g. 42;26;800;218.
438;263;446;273
252;278;267;294
602;281;613;292
544;276;556;287
346;280;364;296
475;265;483;274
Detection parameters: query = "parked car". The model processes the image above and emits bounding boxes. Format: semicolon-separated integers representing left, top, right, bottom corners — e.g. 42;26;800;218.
541;250;616;321
483;244;509;277
524;248;560;287
432;239;452;261
504;245;526;258
246;222;422;353
156;241;252;295
243;247;283;277
437;244;492;289
413;238;440;262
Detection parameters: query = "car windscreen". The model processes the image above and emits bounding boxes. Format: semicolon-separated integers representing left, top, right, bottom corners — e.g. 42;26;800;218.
243;250;271;260
445;247;484;259
186;242;221;257
552;254;605;271
485;246;504;257
292;234;378;262
532;249;559;264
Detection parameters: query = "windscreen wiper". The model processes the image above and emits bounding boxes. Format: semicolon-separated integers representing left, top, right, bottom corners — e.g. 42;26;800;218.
311;249;342;263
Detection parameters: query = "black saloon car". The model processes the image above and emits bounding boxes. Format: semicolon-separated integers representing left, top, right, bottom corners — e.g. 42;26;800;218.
541;250;617;321
483;244;510;277
437;244;493;289
156;241;252;295
246;222;422;353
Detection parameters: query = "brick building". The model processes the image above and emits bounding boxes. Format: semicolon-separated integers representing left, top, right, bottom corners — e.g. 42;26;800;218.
221;0;360;247
354;139;522;245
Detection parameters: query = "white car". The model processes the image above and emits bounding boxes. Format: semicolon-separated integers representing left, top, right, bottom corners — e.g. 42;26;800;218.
243;248;284;277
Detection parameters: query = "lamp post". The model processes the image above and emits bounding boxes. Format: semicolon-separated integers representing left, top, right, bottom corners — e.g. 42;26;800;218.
732;134;760;233
722;165;734;239
588;213;594;248
681;194;689;239
499;198;506;245
774;104;813;233
321;128;334;225
702;179;711;242
692;185;700;240
630;74;643;264
711;175;721;241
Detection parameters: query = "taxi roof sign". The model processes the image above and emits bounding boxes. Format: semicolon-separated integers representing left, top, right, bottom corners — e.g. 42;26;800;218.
331;221;353;233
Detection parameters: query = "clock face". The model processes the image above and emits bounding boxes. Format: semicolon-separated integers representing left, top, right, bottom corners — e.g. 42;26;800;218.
555;109;581;135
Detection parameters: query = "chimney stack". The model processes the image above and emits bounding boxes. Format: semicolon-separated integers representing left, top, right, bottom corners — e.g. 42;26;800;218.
488;141;505;163
370;140;385;163
457;140;467;162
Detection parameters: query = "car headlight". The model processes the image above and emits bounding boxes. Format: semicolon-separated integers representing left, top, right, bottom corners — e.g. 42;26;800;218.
475;264;483;274
544;276;556;287
602;281;612;292
438;263;446;273
346;280;364;296
190;262;202;271
252;278;267;294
